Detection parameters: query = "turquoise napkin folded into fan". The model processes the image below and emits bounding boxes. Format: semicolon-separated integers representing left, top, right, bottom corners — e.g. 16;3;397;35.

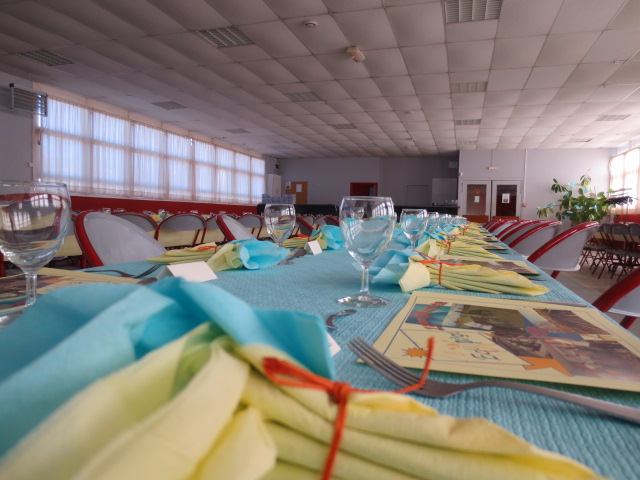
0;279;333;456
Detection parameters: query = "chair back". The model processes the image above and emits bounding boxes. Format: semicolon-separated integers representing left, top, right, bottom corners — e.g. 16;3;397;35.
496;219;532;240
237;214;264;238
200;215;225;244
114;212;157;233
218;214;254;242
500;220;547;243
155;213;205;247
490;220;516;236
75;211;166;267
296;215;314;236
527;221;599;278
592;266;640;329
508;221;561;257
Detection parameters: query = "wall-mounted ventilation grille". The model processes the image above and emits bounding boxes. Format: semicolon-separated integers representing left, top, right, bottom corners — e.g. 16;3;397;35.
9;83;47;116
194;27;254;47
18;50;74;66
333;124;357;130
454;119;481;125
445;0;502;23
285;92;321;102
451;82;487;93
152;101;186;110
597;114;630;121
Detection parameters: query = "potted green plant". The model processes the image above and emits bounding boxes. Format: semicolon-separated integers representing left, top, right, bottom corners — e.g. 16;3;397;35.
537;174;614;223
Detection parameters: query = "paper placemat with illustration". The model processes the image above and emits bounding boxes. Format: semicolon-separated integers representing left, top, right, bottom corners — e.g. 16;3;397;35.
373;291;640;392
438;255;541;275
0;268;138;314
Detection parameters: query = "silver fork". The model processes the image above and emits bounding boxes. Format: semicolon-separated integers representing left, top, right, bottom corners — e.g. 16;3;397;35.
85;263;163;278
348;336;640;424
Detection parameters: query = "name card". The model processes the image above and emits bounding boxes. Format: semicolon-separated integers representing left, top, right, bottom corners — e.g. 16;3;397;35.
159;261;218;282
326;333;341;356
305;240;323;255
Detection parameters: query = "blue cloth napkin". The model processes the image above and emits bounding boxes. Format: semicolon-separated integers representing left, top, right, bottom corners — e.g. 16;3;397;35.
0;278;333;456
311;225;344;249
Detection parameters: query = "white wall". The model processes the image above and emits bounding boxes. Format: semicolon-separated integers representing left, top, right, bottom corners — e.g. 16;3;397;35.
279;155;458;206
459;149;614;220
0;73;35;181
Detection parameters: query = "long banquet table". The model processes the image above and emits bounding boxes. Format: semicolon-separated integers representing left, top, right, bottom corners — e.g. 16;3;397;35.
0;239;639;479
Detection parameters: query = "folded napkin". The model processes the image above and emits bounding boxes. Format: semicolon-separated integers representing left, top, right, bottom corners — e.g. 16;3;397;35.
419;239;502;259
282;226;344;250
371;249;548;296
0;320;602;480
206;239;289;271
148;242;220;264
0;279;332;457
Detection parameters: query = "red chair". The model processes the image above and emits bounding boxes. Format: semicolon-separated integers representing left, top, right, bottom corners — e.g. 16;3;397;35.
527;222;600;278
592;266;640;329
296;215;315;236
507;221;561;257
218;214;255;242
114;211;157;233
500;219;549;244
75;211;166;267
237;213;264;239
154;213;205;248
488;220;516;236
496;219;533;241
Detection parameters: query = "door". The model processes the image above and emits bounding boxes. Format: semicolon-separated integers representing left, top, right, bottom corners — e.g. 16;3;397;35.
350;182;378;196
461;181;521;220
285;181;307;204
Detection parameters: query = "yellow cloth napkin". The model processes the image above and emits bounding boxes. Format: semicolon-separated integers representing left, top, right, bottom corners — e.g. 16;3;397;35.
0;324;602;480
282;236;309;248
418;239;501;259
206;242;245;271
148;242;219;264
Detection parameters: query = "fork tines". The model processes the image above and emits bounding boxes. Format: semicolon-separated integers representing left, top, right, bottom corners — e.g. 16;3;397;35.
348;337;420;388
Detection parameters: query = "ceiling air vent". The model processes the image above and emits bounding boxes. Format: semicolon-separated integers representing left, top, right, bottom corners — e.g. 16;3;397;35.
454;119;481;125
451;82;487;93
152;101;186;110
194;27;254;48
457;140;476;146
226;128;250;134
569;138;593;143
333;124;357;130
9;83;47;116
597;114;631;121
444;0;502;23
18;50;74;66
285;92;321;102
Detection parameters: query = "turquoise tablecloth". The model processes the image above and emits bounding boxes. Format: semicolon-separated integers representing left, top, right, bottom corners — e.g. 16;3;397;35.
0;242;638;479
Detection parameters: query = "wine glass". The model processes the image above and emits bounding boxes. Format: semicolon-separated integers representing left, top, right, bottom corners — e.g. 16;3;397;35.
0;181;71;316
400;208;428;250
339;196;395;307
263;203;296;247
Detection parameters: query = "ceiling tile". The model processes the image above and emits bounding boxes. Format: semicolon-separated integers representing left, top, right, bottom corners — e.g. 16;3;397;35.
363;48;408;76
418;94;452;109
385;95;420;110
587;84;639;103
263;0;328;18
242;58;299;84
550;86;599;104
487;68;531;91
156;33;234;66
492;36;545;69
445;19;497;42
144;0;229;30
323;0;383;13
207;0;278;25
98;0;186;35
582;27;640;63
284;14;349;55
496;0;562;38
536;32;600;66
334;8;397;50
517;88;558;105
87;41;164;71
606;61;640;85
447;40;494;72
375;76;415;96
386;3;445;46
564;62;621;86
239;21;311;58
0;12;72;48
551;0;627;34
412;73;450;94
451;92;485;108
278;56;333;82
525;65;575;89
484;90;520;106
316;53;370;80
402;44;447;74
338;78;383;98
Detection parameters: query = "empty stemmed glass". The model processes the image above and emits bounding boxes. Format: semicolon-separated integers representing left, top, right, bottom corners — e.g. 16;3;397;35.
339;196;395;307
400;208;428;250
263;203;296;247
0;181;71;319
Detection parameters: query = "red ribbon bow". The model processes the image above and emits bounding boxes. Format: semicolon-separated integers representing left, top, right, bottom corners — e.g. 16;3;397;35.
262;337;434;480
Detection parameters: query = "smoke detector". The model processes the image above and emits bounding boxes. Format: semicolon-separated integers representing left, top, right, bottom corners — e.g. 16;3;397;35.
303;19;318;28
346;46;365;63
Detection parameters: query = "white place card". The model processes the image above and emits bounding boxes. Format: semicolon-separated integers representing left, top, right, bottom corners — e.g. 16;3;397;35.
305;240;323;255
326;333;341;356
159;261;217;282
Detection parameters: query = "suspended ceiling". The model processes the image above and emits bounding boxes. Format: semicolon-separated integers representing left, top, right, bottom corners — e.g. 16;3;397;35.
0;0;639;158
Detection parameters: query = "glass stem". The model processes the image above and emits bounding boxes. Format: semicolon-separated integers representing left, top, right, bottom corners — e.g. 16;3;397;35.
359;264;371;295
410;238;417;250
24;272;38;307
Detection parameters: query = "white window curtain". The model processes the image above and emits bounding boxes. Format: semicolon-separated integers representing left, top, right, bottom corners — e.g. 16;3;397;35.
36;96;265;205
609;147;640;214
